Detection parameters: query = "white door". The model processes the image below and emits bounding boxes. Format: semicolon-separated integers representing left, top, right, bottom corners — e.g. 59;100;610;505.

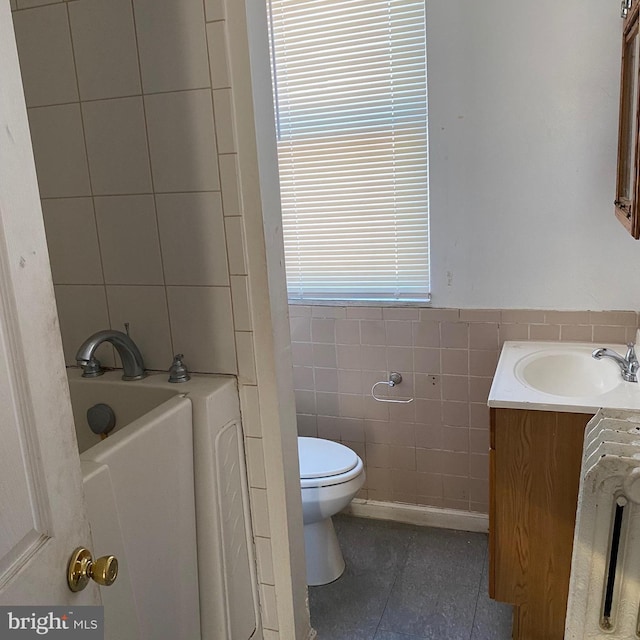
0;0;99;605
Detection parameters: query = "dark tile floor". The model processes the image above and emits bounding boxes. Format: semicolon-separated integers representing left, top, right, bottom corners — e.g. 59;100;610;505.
308;515;513;640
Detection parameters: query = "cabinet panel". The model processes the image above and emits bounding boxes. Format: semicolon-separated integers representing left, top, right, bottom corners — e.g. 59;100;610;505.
490;408;590;640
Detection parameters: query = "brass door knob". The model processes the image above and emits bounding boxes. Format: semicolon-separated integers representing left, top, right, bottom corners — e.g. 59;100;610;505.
67;547;118;592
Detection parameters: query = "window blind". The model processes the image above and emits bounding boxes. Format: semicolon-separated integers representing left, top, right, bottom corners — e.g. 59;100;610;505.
267;0;430;302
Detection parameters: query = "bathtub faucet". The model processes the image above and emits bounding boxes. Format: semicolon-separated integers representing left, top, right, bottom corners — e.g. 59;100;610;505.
76;330;147;381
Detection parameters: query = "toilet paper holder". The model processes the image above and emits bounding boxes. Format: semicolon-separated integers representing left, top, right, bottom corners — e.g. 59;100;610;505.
371;372;414;404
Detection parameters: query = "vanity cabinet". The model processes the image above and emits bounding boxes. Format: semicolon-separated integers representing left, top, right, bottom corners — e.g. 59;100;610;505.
615;0;640;237
489;408;591;640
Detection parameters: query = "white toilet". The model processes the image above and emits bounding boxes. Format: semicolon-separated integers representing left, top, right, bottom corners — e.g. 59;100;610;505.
298;437;365;585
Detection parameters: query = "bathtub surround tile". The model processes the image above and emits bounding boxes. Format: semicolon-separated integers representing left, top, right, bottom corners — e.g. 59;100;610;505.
224;217;248;275
145;90;220;193
132;0;210;94
82;97;152;195
41;198;103;285
335;319;360;345
385;321;413;347
312;343;337;369
218;154;242;216
206;21;230;89
289;316;311;342
412;321;440;347
167;286;236;374
254;536;275;586
105;285;172;371
442;349;469;375
28;104;91;198
12;4;78;107
68;0;141;101
239;385;262;438
230;276;252;331
245;437;267;489
235;331;257;384
204;0;225;22
249;488;270;539
54;284;115;367
311;318;336;344
156;192;229;286
94;195;164;285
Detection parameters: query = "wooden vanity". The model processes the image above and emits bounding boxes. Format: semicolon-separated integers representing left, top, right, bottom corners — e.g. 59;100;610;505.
489;408;591;640
488;341;640;640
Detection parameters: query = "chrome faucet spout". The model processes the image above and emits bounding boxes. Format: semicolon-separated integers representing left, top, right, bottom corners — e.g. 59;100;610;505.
76;330;146;381
592;344;639;383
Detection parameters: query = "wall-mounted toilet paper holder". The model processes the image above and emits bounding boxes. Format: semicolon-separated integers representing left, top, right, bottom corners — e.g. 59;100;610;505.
371;372;414;404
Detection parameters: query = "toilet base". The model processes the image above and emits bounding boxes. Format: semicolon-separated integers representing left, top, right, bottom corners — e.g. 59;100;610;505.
303;517;345;586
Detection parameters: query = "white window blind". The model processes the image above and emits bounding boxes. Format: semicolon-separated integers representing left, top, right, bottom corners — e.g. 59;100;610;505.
267;0;430;303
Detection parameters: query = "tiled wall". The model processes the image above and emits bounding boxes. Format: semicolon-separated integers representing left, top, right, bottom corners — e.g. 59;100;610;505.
12;0;281;635
290;306;640;514
12;0;249;376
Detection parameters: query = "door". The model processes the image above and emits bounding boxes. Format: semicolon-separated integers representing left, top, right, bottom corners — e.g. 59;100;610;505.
0;0;99;605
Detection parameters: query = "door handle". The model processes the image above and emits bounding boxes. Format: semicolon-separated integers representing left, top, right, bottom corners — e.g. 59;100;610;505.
67;547;118;592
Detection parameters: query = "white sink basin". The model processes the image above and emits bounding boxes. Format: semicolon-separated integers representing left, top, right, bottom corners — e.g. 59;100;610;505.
515;348;621;398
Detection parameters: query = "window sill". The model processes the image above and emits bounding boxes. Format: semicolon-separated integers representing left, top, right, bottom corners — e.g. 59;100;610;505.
287;297;432;308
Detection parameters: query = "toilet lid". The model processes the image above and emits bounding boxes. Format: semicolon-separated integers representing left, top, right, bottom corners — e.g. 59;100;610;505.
298;437;359;479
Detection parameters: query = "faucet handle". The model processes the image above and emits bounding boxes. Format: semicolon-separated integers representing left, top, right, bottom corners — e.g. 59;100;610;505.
80;356;104;378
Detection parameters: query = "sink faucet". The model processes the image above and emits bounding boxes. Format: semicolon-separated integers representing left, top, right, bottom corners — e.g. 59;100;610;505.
592;343;639;383
76;330;146;381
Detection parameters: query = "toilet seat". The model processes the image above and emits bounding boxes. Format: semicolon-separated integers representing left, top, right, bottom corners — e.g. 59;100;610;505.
298;437;364;489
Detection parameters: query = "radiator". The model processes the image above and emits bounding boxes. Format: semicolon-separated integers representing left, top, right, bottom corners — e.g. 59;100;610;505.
565;409;640;639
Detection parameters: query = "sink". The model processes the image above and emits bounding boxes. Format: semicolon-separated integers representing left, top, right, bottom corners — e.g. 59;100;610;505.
515;348;622;398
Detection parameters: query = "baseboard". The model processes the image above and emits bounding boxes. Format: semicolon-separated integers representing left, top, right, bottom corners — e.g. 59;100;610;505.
343;498;489;533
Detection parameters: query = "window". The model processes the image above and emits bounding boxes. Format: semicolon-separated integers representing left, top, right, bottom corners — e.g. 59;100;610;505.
267;0;430;303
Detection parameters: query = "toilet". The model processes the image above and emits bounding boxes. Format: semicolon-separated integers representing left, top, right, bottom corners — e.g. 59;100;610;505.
298;437;365;585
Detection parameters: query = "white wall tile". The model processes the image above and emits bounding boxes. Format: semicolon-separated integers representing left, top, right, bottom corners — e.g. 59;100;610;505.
68;0;141;101
212;88;236;153
41;198;103;285
204;0;224;22
106;285;173;370
219;154;241;215
224;217;247;275
254;536;274;585
28;104;91;198
259;585;279;632
145;89;219;192
132;0;209;93
249;488;270;538
156;192;228;286
245;437;266;489
94;195;163;285
239;385;262;438
166;286;236;374
230;275;252;331
82;97;152;195
54;284;115;367
13;4;78;107
236;331;256;384
206;21;230;89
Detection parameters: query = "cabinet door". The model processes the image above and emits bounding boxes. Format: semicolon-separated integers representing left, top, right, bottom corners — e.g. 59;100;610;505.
615;6;640;237
490;409;589;640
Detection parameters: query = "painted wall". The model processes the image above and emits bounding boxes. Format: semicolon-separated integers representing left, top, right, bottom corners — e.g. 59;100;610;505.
428;0;640;310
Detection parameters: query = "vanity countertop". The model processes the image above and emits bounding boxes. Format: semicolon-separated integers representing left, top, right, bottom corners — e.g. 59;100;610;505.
488;341;640;414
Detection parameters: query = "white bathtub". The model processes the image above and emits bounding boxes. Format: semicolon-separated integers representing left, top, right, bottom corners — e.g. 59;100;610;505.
68;370;259;640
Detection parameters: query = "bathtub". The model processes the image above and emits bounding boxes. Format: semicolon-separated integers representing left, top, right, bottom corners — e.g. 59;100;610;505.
68;370;260;640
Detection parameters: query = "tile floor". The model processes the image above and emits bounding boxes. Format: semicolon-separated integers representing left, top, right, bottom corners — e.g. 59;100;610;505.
308;515;513;640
